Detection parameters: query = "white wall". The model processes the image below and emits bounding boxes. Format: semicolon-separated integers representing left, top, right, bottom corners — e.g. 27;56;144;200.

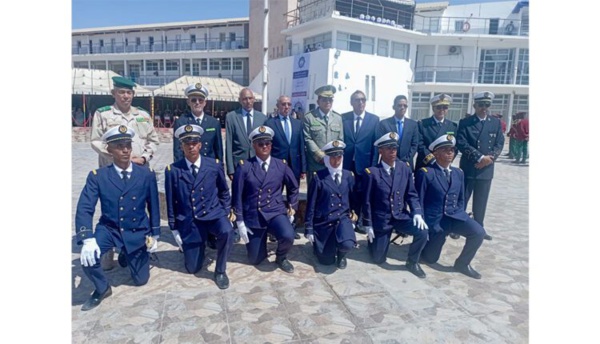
250;48;412;118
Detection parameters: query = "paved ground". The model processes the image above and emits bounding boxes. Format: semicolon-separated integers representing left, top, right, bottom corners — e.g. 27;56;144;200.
71;134;528;343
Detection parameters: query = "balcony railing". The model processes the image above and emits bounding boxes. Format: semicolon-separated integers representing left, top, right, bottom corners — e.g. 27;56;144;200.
72;38;249;55
415;66;528;85
413;16;527;36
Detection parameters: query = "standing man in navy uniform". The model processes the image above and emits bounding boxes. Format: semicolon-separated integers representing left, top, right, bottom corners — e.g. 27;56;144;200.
456;92;504;240
232;126;299;273
415;135;485;279
342;90;379;234
305;140;358;269
75;125;161;311
377;95;419;170
172;83;223;163
165;124;235;289
362;132;429;278
416;94;458;171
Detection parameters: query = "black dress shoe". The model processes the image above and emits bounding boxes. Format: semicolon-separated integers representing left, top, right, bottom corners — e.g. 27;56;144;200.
276;258;294;273
337;257;347;269
406;261;426;278
233;230;241;244
354;226;367;235
454;263;482;279
294;232;301;239
81;287;112;311
118;251;128;268
214;273;230;290
449;233;461;240
268;233;277;242
483;233;493;241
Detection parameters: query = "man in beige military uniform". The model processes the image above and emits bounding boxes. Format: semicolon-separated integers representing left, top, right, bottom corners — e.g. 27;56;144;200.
90;76;160;270
302;85;344;186
91;76;159;169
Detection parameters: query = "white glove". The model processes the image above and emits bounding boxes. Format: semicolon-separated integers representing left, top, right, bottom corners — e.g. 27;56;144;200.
288;215;295;224
147;235;160;253
305;234;315;243
413;214;429;231
236;221;253;244
80;238;101;267
171;230;183;250
365;226;375;243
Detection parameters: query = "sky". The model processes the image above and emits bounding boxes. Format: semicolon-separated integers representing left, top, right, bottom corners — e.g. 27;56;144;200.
72;0;518;29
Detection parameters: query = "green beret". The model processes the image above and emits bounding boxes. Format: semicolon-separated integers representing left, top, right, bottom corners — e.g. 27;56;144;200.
112;76;136;90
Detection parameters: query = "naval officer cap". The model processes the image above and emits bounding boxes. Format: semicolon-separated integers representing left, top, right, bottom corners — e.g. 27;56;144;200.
249;125;275;142
430;94;452;106
174;124;204;142
315;85;337;98
429;134;456;151
374;132;399;148
473;91;494;102
102;125;136;143
185;83;209;98
322;140;346;157
112;76;136;90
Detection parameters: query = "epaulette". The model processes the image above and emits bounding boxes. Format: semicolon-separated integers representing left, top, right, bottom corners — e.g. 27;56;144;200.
92;169;97;175
282;159;287;164
423;154;435;165
97;106;111;112
239;160;244;165
215;158;219;164
365;168;371;174
136;106;148;112
167;164;171;171
420;167;428;173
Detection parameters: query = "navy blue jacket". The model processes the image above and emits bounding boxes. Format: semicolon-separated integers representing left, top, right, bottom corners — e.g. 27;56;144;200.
265;115;307;180
377;116;419;170
164;157;231;243
172;112;223;162
362;159;423;231
416;117;458;170
75;163;160;252
456;115;505;180
342;111;380;175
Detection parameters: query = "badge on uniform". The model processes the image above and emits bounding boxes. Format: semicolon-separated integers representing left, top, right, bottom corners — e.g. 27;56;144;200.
136;117;148;122
205;128;216;132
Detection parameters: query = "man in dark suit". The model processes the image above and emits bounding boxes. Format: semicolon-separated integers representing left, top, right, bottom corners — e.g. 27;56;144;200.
165;124;235;289
415;134;485;279
172;83;223;163
377;95;419;170
456;92;505;241
225;88;267;179
342;90;379;234
75;125;160;311
416;94;458;171
305;140;358;269
232;126;299;273
362;132;429;278
265;95;307;182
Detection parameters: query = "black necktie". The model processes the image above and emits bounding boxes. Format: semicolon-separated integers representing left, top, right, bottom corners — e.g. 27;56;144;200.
323;114;328;124
444;169;451;183
196;117;201;125
191;164;198;177
246;112;252;134
121;170;128;184
389;167;394;176
335;173;341;185
355;116;362;135
261;162;267;172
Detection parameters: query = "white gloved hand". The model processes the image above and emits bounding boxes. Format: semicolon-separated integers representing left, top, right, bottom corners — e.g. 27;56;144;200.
365;226;375;243
171;230;183;250
413;214;429;231
147;235;160;253
305;234;315;243
80;238;101;267
236;221;253;244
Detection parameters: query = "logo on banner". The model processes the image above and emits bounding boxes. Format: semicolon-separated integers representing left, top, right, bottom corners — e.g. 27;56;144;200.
298;57;306;68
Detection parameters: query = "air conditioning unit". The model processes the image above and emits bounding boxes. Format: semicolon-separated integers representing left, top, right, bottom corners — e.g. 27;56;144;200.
449;46;462;55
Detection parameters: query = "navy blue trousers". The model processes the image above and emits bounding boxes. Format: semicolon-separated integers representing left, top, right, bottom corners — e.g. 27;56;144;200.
368;218;428;264
246;214;294;265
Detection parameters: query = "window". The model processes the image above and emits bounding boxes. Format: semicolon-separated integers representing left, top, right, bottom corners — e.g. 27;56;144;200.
513;95;529;114
377;39;388;57
184;63;191;73
516;49;529;85
209;59;220;70
200;59;207;71
77;40;82;48
229;32;236;41
410;92;433;121
146;61;160;71
192;63;200;75
447;93;469;122
99;39;104;47
149;36;154;46
190;34;196;43
478;49;515;84
219;33;226;42
125;38;128;46
391;42;409;60
455;20;465;33
336;32;374;54
233;58;243;70
303;32;332;50
490;94;510;118
166;61;178;71
221;58;231;70
136;37;141;46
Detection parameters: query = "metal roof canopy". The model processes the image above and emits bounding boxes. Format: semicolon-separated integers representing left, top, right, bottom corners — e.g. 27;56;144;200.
71;68;153;96
152;76;262;102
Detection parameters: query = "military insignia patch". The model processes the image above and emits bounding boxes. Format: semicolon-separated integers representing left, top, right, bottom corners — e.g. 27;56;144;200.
333;140;340;147
195;82;202;89
185;125;193;132
365;168;371;174
421;167;428;172
259;126;266;133
447;134;454;141
118;125;127;133
390;132;397;140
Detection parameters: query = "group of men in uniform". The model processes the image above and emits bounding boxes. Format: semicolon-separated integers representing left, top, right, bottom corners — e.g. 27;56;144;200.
75;76;505;311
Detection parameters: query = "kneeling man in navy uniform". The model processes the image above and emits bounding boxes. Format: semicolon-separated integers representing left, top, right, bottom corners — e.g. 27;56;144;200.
415;134;485;279
75;125;161;311
165;124;235;289
305;140;358;269
232;126;299;273
362;132;429;278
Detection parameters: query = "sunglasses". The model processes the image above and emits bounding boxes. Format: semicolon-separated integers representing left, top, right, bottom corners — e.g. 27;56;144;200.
319;97;334;103
279;102;292;106
190;98;205;103
476;102;491;108
435;105;449;110
256;141;272;147
352;98;367;103
395;104;408;108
